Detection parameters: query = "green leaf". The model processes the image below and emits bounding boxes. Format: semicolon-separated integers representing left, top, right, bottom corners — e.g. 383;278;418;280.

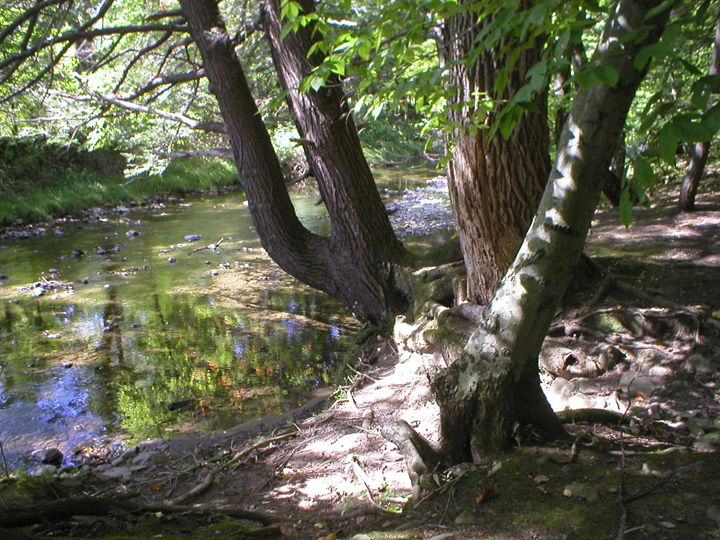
658;123;678;165
643;0;675;22
280;0;301;21
634;23;680;69
701;103;720;134
576;65;617;89
575;67;599;89
632;156;655;189
357;40;372;61
595;65;618;86
673;117;712;142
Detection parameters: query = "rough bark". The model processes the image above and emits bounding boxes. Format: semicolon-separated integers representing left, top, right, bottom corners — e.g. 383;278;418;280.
441;0;552;304
433;0;673;462
179;0;409;323
680;14;720;211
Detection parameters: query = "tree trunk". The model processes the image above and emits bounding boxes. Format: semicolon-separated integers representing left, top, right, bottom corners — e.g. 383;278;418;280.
433;0;673;462
260;0;410;316
441;0;552;304
179;0;409;324
680;14;720;211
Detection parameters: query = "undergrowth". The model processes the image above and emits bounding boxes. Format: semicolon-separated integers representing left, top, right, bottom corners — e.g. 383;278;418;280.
0;156;239;227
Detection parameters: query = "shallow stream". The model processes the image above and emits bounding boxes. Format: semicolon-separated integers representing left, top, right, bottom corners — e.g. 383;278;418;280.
0;169;449;469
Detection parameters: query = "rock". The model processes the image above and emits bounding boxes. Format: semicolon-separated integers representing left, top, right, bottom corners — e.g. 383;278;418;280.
125;230;140;237
184;234;202;242
33;448;63;465
693;432;720;451
167;257;176;263
429;534;456;540
96;466;131;481
454;509;479;524
619;371;657;396
686;354;713;374
0;274;7;279
32;464;59;476
116;205;131;213
132;451;155;467
167;398;196;411
563;482;599;503
349;535;372;540
707;505;720;523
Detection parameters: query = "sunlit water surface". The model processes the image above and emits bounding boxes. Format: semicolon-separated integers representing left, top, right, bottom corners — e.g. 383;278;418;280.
0;169;443;469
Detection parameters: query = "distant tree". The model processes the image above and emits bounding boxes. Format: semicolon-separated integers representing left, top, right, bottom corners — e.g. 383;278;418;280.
681;13;720;211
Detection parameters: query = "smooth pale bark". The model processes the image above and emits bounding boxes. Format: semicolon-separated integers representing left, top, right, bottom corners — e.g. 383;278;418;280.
442;0;551;304
433;0;674;461
179;0;409;324
680;14;720;211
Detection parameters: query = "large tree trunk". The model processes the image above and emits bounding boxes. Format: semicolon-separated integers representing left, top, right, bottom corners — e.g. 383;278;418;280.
179;0;409;324
441;1;552;304
680;13;720;211
260;0;410;318
433;0;673;462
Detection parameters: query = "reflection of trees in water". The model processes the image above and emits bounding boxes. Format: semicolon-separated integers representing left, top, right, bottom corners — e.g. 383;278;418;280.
98;286;124;365
113;289;352;437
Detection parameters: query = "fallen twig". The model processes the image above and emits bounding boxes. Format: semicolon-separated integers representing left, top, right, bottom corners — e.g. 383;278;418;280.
167;431;296;505
351;456;398;515
188;237;225;255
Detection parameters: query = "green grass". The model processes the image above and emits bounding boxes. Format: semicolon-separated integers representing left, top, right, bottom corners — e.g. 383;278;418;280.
0;157;240;227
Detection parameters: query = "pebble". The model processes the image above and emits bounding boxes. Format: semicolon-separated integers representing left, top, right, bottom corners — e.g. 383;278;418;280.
184;234;202;242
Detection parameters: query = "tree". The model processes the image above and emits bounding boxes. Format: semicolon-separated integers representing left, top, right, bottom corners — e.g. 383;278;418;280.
432;0;675;460
681;12;720;211
0;0;412;324
439;0;552;304
179;0;411;325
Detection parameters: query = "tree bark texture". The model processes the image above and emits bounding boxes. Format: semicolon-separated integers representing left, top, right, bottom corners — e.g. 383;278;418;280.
179;0;409;323
442;0;552;304
680;13;720;211
433;0;673;462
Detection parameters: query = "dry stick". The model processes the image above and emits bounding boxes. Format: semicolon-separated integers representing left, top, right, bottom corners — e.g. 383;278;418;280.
346;364;379;383
166;431;296;505
351;456;398;515
189;237;225;255
0;441;9;478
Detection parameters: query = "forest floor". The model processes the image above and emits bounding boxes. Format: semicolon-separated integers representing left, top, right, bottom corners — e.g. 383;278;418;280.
2;181;720;540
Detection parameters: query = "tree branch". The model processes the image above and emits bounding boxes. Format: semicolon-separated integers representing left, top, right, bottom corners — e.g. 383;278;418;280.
84;90;226;133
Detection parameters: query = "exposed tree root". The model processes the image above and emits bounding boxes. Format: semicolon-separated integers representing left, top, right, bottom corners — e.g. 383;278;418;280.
380;420;442;501
557;408;634;426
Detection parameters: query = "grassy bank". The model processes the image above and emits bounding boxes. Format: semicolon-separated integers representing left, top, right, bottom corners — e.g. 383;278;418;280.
0;157;240;228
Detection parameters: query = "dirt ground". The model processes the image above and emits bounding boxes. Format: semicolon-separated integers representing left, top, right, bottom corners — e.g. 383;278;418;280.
2;183;720;540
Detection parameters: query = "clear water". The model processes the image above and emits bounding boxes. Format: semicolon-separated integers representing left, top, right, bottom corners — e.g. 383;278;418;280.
0;170;442;468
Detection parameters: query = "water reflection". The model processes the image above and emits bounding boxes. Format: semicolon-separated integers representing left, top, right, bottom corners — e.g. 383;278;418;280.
0;171;441;469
